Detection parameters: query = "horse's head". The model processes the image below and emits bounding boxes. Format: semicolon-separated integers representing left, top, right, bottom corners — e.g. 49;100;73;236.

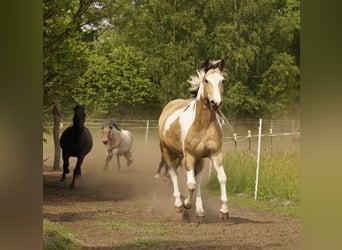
102;119;121;145
73;104;86;129
189;59;226;110
201;59;225;110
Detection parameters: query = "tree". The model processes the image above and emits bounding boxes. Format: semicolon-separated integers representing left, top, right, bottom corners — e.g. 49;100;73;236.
72;33;159;117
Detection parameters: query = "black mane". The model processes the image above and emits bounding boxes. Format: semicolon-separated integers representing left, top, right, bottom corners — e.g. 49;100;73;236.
72;104;86;130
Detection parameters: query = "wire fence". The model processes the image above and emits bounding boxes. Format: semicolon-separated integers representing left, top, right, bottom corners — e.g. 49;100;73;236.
44;117;300;154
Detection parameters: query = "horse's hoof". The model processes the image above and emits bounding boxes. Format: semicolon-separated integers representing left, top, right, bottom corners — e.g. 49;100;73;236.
154;174;160;180
127;160;133;166
196;211;205;217
219;211;229;220
174;206;184;213
70;184;75;189
184;203;192;209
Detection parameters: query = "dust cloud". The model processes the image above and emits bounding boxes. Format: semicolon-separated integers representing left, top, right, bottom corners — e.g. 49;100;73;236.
44;128;225;222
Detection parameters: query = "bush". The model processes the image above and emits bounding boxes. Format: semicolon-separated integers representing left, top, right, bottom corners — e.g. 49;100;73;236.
207;151;300;203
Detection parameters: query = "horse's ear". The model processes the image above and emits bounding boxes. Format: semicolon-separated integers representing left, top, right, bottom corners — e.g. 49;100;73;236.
201;59;211;71
218;59;225;71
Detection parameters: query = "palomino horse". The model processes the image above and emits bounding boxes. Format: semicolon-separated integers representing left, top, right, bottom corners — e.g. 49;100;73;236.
102;119;133;170
158;59;229;219
60;104;93;188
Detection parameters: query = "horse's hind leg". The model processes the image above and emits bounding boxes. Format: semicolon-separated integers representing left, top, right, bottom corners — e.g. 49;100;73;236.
61;153;70;182
124;151;133;167
154;156;165;179
70;155;85;188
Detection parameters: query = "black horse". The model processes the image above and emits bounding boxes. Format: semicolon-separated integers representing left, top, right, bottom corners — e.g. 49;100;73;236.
60;104;93;188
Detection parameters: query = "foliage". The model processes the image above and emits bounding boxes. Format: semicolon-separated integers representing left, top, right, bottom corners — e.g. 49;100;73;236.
207;151;300;203
72;33;159;117
43;0;300;119
43;219;81;250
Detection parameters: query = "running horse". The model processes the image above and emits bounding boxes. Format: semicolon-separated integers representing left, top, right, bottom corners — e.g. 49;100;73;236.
158;59;229;219
102;119;133;171
60;104;93;188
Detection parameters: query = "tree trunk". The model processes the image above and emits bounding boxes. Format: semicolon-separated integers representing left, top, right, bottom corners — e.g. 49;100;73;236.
53;102;61;170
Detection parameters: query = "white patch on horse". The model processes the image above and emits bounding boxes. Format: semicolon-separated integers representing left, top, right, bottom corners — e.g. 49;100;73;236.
163;108;184;135
179;101;196;149
163;101;197;151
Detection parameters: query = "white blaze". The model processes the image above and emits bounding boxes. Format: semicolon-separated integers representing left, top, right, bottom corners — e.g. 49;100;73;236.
206;72;224;104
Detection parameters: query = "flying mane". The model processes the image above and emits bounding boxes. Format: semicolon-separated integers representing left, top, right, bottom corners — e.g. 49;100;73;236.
188;59;226;97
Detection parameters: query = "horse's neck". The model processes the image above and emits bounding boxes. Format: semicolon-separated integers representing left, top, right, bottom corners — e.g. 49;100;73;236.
73;121;84;130
194;97;217;128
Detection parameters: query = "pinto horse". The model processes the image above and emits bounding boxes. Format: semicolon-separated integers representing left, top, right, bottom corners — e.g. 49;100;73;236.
158;59;229;219
60;104;93;188
102;119;133;171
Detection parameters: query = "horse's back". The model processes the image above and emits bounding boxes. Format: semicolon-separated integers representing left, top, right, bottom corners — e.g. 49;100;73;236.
159;99;193;129
118;129;133;153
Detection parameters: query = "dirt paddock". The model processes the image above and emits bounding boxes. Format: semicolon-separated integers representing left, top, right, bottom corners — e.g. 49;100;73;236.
43;128;300;249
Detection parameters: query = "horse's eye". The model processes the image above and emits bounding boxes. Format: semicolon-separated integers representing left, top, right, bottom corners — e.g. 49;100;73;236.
204;79;208;83
109;126;113;129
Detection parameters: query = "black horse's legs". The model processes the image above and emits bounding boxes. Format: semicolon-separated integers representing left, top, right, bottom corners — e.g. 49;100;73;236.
70;155;85;188
61;153;70;182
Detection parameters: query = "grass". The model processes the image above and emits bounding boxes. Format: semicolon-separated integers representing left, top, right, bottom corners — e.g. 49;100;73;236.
207;151;300;217
43;219;82;250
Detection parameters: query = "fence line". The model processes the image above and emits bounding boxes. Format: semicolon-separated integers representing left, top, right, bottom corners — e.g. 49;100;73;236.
44;118;300;153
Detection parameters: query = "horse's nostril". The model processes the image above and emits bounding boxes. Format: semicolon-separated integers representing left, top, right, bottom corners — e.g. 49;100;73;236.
103;141;107;145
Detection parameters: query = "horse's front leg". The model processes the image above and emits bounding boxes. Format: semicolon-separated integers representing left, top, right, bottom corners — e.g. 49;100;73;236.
168;163;183;212
116;154;121;170
104;149;113;171
70;155;85;188
184;155;196;210
194;160;205;217
61;153;70;182
211;153;229;219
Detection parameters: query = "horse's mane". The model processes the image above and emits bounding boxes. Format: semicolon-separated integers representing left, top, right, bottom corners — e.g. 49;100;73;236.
103;119;121;131
188;59;226;97
188;70;205;97
73;104;86;129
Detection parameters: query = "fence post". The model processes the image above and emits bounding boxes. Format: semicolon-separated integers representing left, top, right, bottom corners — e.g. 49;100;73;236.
254;118;262;200
233;133;237;149
145;120;150;150
248;130;251;151
269;128;273;154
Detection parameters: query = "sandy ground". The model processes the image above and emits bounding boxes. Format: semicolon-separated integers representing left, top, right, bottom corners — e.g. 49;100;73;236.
43;128;300;249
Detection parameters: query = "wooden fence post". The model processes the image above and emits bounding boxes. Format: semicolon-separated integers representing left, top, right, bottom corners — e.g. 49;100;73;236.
145;120;150;150
52;101;61;170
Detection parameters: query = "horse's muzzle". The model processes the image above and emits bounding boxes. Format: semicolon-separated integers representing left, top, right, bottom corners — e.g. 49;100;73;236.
210;100;222;110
